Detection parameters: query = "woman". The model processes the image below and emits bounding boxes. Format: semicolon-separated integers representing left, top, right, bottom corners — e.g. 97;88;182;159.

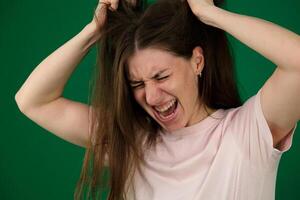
15;0;299;199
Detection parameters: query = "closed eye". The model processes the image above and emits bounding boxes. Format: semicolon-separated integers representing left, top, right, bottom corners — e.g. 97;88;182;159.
156;75;169;81
130;75;170;89
131;83;144;89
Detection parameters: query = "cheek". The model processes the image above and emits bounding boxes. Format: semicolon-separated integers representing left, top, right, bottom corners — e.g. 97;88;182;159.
158;78;183;99
133;90;144;106
174;76;198;105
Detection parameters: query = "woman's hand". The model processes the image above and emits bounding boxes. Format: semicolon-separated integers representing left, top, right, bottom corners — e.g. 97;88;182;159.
186;0;217;25
91;0;117;33
86;0;137;43
91;0;137;26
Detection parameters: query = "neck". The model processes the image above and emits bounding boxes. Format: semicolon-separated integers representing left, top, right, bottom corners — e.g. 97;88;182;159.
187;100;214;126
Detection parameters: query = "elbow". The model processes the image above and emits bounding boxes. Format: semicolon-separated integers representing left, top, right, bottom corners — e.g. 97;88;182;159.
15;92;28;113
15;92;23;112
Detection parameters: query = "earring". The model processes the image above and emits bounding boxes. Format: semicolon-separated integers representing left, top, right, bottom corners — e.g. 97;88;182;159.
146;116;151;123
199;72;202;78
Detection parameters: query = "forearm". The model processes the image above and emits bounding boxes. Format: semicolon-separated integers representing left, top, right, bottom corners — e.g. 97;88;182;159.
198;6;300;71
15;23;99;110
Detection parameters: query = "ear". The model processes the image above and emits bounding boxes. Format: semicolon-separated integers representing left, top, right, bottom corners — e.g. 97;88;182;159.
190;46;205;75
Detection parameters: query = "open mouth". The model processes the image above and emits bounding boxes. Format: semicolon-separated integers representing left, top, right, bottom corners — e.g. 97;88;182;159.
153;99;179;122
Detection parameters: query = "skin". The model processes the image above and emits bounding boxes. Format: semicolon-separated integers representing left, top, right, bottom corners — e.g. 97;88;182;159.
127;47;217;132
186;0;300;148
15;0;299;149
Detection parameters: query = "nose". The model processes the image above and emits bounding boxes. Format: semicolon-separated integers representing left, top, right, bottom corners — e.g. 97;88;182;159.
144;82;162;106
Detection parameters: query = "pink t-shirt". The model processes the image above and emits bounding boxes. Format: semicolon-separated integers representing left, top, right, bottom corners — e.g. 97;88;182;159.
128;89;298;200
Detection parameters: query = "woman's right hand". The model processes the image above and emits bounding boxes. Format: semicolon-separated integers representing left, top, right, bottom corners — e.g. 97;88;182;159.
88;0;137;42
86;1;110;42
91;0;110;30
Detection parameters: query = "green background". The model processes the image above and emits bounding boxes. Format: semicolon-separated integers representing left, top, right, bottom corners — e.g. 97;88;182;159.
2;0;300;199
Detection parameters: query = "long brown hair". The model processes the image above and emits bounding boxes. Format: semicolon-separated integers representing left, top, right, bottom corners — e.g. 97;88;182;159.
74;0;241;199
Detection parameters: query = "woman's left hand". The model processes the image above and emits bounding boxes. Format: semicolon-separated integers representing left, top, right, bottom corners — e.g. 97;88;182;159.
186;0;216;24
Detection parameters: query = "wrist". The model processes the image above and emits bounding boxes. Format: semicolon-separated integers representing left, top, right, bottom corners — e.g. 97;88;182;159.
195;5;223;28
78;22;102;52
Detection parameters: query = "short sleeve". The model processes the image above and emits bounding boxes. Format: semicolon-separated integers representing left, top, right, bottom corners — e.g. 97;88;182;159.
226;89;297;168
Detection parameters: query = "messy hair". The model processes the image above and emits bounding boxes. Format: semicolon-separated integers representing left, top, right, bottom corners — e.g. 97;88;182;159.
75;0;241;199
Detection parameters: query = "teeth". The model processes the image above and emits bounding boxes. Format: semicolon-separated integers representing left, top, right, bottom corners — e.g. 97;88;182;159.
154;99;176;112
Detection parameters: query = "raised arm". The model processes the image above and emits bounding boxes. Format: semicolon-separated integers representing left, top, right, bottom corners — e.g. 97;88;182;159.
14;1;110;148
187;0;300;147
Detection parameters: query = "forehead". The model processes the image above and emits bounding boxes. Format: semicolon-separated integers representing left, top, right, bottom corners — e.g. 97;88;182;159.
127;48;181;80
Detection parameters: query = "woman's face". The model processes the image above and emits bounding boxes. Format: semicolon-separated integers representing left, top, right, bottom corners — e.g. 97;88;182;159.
127;47;205;132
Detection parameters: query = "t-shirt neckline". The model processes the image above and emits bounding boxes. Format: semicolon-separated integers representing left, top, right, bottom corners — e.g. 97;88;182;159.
159;108;226;139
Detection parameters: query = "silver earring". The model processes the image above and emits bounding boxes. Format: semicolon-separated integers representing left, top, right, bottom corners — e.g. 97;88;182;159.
199;72;202;77
146;116;151;123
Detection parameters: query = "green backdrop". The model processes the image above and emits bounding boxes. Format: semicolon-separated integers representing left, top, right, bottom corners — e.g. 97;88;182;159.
2;0;300;199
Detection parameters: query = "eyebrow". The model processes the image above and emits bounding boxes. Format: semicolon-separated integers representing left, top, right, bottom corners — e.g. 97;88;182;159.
129;68;170;84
